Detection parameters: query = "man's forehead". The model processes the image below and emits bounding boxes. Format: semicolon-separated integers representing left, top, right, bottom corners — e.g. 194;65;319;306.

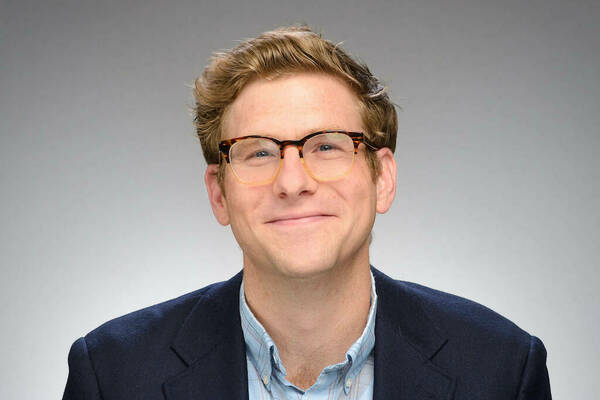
221;72;363;140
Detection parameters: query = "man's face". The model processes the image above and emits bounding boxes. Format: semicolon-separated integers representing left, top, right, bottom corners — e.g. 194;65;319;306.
206;72;395;279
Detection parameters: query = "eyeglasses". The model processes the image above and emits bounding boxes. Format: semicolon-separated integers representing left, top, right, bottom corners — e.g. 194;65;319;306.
219;130;378;185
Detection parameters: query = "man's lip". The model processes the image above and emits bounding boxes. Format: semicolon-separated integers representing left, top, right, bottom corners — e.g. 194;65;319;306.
266;214;334;224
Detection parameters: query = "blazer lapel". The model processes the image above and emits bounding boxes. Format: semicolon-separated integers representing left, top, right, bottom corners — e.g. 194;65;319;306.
372;267;456;400
163;271;249;400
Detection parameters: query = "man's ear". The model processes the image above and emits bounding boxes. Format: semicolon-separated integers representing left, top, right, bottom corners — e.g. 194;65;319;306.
374;148;397;214
205;164;230;226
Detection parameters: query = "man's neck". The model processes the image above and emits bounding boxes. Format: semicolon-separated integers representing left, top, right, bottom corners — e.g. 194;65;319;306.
242;255;372;390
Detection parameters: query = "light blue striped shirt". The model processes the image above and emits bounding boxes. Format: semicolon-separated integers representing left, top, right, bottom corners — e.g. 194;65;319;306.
239;272;377;399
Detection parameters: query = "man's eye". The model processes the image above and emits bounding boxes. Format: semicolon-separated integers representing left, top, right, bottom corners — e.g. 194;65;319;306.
254;150;272;158
318;144;336;151
243;149;275;161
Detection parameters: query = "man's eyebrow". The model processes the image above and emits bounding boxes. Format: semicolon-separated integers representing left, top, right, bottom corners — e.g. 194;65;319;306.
245;127;356;138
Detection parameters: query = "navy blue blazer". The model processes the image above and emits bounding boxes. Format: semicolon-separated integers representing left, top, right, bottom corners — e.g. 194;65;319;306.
63;267;551;399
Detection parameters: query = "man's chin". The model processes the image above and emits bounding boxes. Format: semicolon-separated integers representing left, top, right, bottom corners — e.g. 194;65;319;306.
267;253;339;280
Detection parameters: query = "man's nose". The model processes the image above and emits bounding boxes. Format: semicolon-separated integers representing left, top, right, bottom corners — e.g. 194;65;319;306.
272;145;317;198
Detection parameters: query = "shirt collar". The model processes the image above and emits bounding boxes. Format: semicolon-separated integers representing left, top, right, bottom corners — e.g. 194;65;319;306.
239;271;378;394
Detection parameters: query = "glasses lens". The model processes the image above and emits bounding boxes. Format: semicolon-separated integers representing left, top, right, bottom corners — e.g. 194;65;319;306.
303;132;356;180
229;138;280;183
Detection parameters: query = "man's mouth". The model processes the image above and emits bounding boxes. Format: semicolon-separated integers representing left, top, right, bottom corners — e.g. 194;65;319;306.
266;213;334;226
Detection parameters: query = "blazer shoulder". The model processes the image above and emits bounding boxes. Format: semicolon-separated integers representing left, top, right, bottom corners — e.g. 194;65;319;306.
373;268;551;397
83;277;235;354
398;279;531;345
65;274;244;398
371;264;534;350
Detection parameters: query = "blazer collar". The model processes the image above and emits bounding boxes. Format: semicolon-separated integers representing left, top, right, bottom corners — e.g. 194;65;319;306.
162;268;455;400
163;271;249;400
372;267;455;400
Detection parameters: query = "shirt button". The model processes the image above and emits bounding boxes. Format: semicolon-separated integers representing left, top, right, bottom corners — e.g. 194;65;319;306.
345;377;352;388
262;374;270;386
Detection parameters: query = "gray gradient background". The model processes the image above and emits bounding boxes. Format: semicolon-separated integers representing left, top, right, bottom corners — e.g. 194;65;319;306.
1;0;598;398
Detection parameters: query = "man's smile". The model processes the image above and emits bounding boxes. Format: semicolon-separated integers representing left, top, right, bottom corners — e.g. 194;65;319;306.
266;213;336;226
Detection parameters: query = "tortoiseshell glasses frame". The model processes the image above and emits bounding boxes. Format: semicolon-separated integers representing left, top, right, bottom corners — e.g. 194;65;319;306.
218;130;378;185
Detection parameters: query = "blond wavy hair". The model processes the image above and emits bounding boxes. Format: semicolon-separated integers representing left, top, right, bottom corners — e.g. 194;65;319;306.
193;25;397;182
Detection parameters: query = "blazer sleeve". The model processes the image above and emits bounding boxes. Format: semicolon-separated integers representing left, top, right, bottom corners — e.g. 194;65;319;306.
516;335;552;400
63;337;103;400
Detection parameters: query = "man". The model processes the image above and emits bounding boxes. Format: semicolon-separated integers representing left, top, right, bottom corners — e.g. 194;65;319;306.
63;26;551;399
